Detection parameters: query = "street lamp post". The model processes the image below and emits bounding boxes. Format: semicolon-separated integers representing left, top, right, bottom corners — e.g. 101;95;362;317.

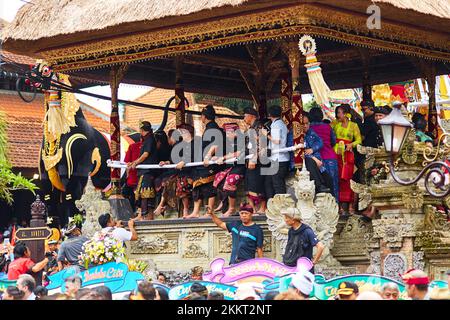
379;106;450;198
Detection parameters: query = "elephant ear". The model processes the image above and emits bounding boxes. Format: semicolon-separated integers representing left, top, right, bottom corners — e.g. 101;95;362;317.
266;194;295;252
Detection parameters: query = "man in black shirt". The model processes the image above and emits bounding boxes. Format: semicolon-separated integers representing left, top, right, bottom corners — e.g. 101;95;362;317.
360;101;381;148
188;105;224;218
129;121;159;219
282;207;324;273
212;123;246;217
354;100;378;185
209;204;263;265
243;107;267;214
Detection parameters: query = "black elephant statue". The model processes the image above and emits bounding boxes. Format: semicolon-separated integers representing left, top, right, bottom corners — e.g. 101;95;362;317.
32;63;111;227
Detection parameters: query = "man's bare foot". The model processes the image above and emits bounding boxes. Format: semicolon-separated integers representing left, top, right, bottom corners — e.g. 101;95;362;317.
214;202;223;212
182;211;190;219
185;212;200;219
154;206;166;216
222;209;234;217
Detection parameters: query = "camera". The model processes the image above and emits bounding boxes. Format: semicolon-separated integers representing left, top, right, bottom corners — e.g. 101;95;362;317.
45;251;55;258
262;119;272;134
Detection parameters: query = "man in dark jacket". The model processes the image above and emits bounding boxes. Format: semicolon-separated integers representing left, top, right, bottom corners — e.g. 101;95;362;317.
281;208;324;273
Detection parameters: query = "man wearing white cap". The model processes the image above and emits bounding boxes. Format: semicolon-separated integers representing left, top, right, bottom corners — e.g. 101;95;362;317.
289;270;315;299
281;207;324;272
234;284;261;300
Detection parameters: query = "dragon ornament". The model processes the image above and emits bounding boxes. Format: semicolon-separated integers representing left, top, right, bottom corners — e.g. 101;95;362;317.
266;165;340;267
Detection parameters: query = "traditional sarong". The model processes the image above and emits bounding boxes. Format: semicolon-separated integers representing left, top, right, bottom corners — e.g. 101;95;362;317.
176;176;193;198
245;166;265;204
135;174;156;200
213;167;243;197
192;175;216;201
336;139;354;203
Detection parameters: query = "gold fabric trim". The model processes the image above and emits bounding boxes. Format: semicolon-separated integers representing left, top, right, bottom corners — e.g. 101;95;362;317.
192;175;215;188
42;3;450;71
42;147;63;171
135;176;156;199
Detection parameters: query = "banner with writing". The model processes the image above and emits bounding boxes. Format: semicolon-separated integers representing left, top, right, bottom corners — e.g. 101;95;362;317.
203;257;312;285
46;262;144;295
263;273;410;300
0;279;16;291
169;281;237;300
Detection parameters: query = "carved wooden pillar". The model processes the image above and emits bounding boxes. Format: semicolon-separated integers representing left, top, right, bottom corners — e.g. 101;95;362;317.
28;195;46;285
281;71;293;129
109;64;128;196
411;59;440;141
283;41;304;168
175;57;186;127
243;43;281;119
359;49;373;103
425;66;438;141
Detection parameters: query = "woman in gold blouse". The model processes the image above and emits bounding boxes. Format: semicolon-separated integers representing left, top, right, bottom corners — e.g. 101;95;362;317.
332;104;362;217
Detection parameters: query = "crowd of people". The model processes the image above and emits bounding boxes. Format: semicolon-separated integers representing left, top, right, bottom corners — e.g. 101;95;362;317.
121;101;439;221
2;264;448;300
0;101;446;301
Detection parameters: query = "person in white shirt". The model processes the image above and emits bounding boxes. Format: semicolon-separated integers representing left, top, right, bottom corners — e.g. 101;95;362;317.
261;105;290;200
98;213;139;243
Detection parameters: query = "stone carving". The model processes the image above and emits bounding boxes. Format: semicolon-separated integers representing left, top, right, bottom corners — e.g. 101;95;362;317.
75;178;111;238
185;231;206;242
412;251;425;271
262;236;272;253
383;253;407;282
402;188;424;209
183;243;207;258
357;145;383;169
366;251;381;274
423;205;450;232
218;234;233;254
372;216;416;249
131;235;178;254
401;130;418;165
266;166;340;267
331;215;374;260
350;180;371;210
445;196;450;209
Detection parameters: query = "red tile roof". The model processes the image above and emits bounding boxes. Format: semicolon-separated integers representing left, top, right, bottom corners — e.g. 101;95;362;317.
124;88;244;133
0;90;110;168
1;49;35;66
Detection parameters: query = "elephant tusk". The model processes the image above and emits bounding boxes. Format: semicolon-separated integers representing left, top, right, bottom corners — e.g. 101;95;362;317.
48;167;65;192
89;147;102;177
65;133;87;179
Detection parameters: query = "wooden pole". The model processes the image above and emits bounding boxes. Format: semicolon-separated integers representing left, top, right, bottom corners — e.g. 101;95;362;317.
281;71;293;129
283;41;304;168
359;48;373;103
425;65;438;141
175;57;186;127
28;195;47;286
109;64;128;196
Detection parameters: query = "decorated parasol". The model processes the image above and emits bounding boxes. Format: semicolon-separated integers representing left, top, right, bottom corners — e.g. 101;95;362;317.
299;35;331;107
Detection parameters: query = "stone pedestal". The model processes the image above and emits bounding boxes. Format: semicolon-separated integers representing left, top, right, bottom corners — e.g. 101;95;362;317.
348;140;450;280
75;179;111;238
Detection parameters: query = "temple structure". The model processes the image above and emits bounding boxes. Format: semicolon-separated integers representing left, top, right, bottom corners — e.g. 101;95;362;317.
2;0;450;281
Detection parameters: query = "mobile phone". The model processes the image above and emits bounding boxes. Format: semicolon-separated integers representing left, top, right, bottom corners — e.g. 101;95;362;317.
3;238;9;246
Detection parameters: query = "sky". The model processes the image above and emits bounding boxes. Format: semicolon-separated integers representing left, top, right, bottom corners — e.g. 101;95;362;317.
0;0;152;114
0;0;25;22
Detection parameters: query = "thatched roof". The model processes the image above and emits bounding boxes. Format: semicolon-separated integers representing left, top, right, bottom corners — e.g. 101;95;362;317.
3;0;450;56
